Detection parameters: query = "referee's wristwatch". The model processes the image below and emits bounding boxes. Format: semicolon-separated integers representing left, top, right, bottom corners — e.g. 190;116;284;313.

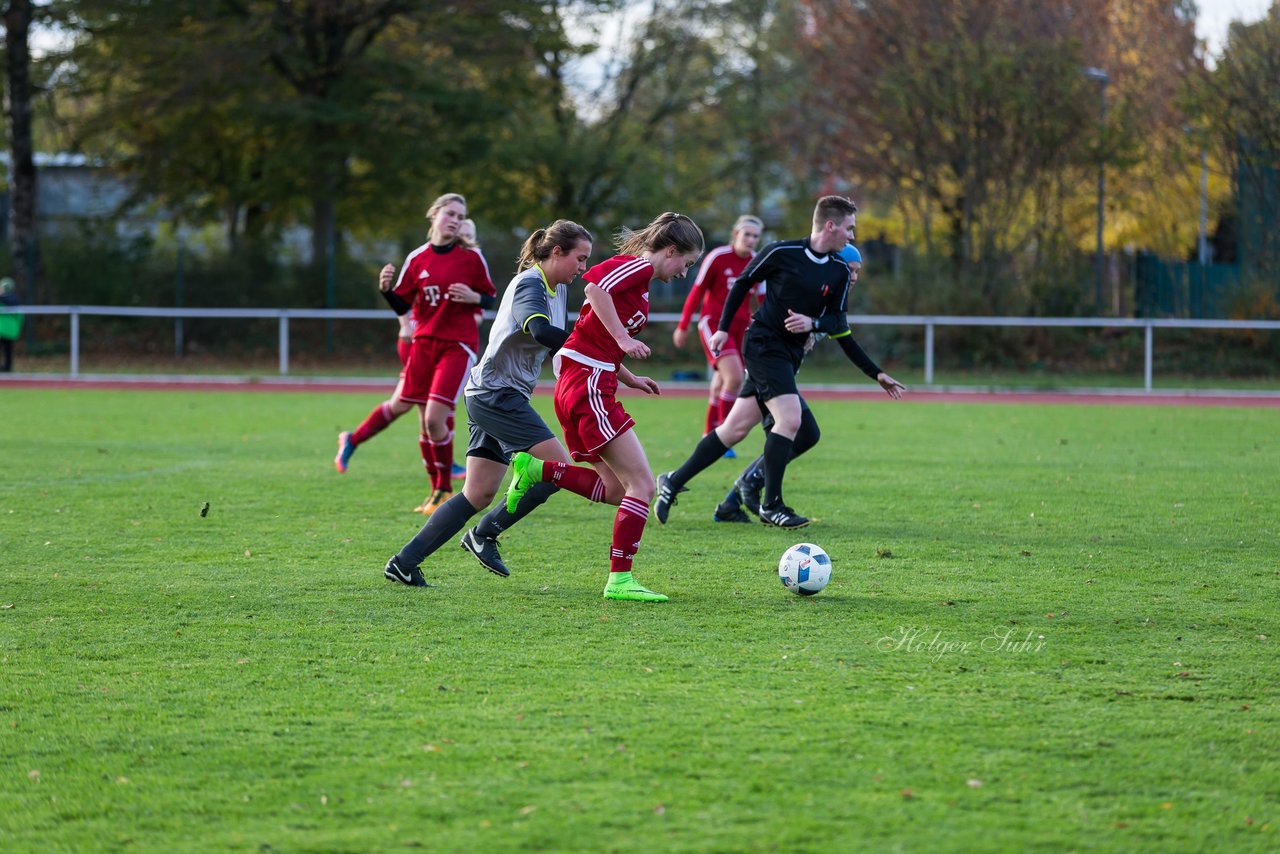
810;316;820;332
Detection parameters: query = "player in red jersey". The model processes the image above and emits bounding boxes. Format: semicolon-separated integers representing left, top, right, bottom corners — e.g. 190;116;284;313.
334;193;495;514
504;212;705;602
449;217;483;481
395;314;414;366
673;214;763;440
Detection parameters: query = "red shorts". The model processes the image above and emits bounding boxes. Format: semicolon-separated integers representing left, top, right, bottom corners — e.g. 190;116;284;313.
398;336;476;408
396;337;412;366
553;360;635;462
697;316;748;366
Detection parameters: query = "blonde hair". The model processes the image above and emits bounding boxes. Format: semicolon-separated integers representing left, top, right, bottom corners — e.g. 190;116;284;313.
813;195;857;229
457;218;479;249
732;214;763;234
615;211;704;257
517;220;594;271
425;192;466;224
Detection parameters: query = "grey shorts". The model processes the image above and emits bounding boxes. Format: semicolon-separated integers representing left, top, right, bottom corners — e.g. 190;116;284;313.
464;389;556;464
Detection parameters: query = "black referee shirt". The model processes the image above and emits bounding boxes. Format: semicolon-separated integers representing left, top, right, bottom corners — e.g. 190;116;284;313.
716;238;851;349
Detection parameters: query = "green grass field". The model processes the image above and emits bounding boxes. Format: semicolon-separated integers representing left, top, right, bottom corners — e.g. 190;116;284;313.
1;388;1277;852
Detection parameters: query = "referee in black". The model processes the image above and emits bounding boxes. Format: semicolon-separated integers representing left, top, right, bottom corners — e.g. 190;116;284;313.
655;195;905;529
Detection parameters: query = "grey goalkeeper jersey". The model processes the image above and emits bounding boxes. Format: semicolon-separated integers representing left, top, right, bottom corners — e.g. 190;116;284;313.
466;266;568;400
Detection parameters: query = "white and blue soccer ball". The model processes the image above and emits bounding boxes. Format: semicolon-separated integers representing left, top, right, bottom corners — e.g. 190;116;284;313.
778;543;831;596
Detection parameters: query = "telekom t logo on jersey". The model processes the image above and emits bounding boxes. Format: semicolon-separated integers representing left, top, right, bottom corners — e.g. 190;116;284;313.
415;270;442;307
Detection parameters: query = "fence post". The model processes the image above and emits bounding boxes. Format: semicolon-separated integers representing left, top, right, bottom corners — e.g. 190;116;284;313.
175;239;185;360
1144;323;1153;391
924;322;935;385
70;309;80;378
279;315;289;376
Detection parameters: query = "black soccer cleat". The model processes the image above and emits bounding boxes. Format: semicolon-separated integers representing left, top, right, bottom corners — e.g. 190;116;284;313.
759;503;810;529
461;527;510;577
384;555;432;587
653;472;687;525
713;505;752;524
735;468;764;517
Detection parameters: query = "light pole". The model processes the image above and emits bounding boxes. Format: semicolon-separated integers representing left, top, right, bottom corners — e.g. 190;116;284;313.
1084;67;1109;313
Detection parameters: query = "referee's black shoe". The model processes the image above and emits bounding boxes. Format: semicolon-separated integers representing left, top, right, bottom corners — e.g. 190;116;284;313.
759;503;810;529
735;467;764;517
654;472;687;524
461;528;510;577
384;555;432;587
713;504;752;523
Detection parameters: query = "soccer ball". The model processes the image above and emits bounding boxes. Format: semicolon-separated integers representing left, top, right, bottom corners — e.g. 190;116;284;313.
778;543;831;596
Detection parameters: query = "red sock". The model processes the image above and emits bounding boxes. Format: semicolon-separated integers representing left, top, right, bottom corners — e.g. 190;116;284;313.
352;402;396;445
446;413;459;471
610;497;650;572
419;433;434;483
430;436;453;492
717;392;737;425
542;460;608;503
704;399;720;433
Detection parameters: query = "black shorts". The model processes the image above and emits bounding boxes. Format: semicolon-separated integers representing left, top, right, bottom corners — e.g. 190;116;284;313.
464;389;556;465
739;326;803;404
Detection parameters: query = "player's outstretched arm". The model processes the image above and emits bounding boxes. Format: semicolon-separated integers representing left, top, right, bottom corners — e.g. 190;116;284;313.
877;372;906;399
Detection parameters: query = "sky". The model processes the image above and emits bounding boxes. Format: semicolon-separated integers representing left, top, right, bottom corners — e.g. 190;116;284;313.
1196;0;1275;57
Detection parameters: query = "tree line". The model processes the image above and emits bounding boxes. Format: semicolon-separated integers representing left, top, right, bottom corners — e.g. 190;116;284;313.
3;0;1278;314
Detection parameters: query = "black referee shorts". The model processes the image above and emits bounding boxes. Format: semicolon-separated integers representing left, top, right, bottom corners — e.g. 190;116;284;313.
739;326;803;404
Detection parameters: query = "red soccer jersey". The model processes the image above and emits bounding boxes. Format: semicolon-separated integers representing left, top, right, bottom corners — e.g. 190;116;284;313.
391;242;495;348
560;255;653;370
677;245;757;333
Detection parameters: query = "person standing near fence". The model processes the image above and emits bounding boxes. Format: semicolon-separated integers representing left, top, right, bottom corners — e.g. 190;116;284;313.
334;193;495;515
672;215;763;454
504;212;704;602
655;198;905;530
0;278;21;373
384;219;594;587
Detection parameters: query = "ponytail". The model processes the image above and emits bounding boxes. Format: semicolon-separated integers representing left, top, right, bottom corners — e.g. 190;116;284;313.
614;211;704;257
517;220;594;270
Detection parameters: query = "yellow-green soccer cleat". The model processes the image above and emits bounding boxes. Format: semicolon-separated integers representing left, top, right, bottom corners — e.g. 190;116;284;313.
603;572;668;603
504;452;541;513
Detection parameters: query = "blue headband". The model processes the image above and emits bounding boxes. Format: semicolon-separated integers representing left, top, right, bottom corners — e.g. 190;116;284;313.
837;244;862;264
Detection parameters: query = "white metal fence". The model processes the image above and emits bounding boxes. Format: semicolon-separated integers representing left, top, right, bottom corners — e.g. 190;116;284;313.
9;305;1280;391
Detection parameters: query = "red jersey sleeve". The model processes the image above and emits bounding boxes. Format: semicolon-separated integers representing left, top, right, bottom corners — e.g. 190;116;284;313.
564;255;654;367
468;248;496;298
391;245;430;303
677;281;705;331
